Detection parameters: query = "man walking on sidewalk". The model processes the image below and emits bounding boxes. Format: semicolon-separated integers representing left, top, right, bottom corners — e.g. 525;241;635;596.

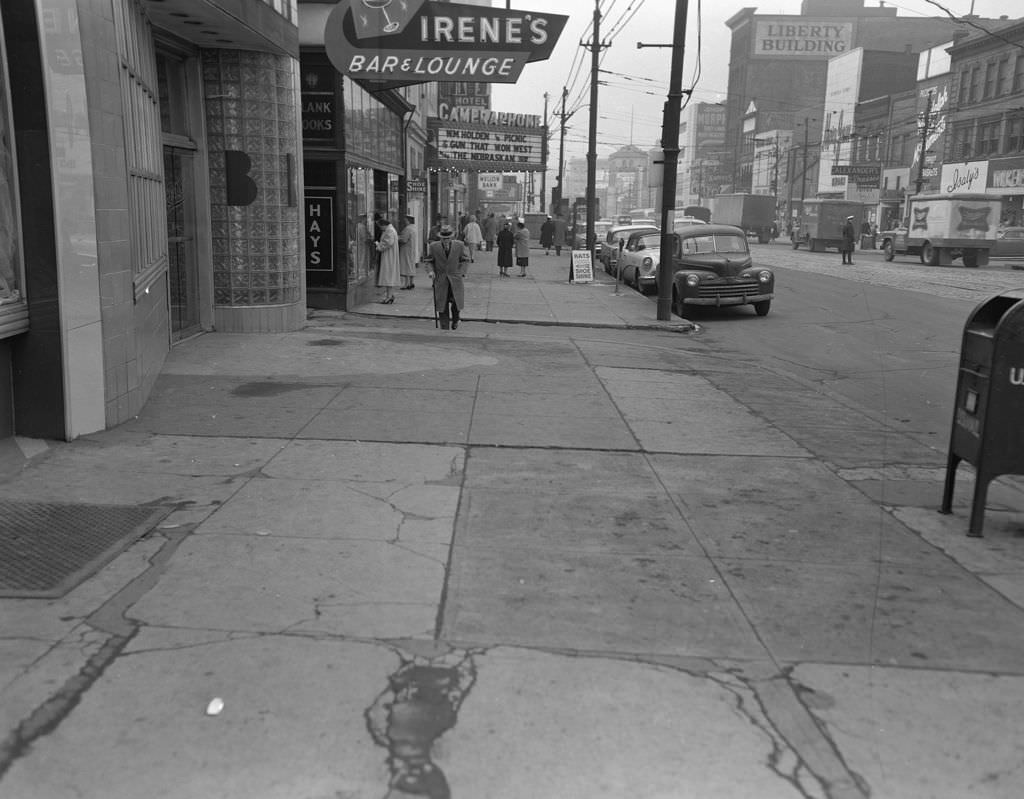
425;224;470;330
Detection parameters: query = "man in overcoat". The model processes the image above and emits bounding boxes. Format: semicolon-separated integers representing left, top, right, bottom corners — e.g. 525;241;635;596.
424;224;470;330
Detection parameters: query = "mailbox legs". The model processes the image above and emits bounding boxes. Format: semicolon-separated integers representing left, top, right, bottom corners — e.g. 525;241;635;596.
968;475;990;538
941;453;990;537
940;452;959;516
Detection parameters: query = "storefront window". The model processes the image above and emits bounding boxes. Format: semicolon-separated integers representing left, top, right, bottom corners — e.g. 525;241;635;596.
343;77;402;167
347;166;375;282
0;25;23;313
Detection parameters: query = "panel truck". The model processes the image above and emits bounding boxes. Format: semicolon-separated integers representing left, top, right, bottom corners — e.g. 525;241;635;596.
710;194;776;243
879;193;1002;268
792;199;867;252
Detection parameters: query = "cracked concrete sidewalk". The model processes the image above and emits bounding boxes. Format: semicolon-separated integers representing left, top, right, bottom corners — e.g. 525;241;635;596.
1;250;1023;799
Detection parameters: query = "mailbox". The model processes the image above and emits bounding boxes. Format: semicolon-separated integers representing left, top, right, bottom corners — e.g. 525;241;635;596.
941;290;1024;536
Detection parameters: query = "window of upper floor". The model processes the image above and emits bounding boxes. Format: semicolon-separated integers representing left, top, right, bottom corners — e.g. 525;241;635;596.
1006;116;1024;153
984;62;996;99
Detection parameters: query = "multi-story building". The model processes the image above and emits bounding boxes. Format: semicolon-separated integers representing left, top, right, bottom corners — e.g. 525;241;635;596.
815;47;920;203
1;0;303;442
678;102;727;207
946;17;1024;225
724;0;986;196
606;145;649;219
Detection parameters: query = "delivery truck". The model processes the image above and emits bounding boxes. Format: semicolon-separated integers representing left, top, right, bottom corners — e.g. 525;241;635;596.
792;199;868;252
879;193;1001;267
710;194;776;243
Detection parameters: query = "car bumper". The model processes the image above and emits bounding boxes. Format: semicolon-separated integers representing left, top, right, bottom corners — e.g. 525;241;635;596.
682;292;773;306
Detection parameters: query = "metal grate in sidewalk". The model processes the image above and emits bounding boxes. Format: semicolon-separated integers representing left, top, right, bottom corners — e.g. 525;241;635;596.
0;500;169;598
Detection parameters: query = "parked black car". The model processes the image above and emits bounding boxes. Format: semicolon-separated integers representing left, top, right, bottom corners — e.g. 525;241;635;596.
670;224;774;317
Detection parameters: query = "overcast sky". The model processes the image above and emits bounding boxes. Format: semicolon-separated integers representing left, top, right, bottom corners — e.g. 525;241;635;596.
489;0;1020;166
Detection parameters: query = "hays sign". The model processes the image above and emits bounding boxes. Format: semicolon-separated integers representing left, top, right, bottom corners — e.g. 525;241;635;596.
325;0;567;83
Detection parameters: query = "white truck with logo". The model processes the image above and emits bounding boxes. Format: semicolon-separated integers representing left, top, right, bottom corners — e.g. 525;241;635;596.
880;193;1001;268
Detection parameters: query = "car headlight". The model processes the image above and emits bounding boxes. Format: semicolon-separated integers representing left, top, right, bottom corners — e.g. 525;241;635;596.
758;270;772;283
642;257;653;268
685;273;700;287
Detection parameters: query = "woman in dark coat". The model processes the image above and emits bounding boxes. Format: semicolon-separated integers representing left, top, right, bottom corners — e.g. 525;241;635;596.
496;220;515;277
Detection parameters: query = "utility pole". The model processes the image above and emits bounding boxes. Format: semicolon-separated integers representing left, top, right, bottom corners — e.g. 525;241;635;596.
655;0;689;321
800;116;810;212
554;86;568;215
585;0;608;254
541;91;549;214
915;90;933;195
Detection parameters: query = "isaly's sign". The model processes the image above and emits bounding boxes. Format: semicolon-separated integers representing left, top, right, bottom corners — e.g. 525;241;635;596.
325;0;567;84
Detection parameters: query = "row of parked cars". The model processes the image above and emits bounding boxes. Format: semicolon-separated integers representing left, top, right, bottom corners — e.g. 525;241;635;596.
595;218;775;317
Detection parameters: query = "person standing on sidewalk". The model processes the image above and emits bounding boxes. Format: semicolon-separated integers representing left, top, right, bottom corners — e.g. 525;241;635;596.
375;216;400;304
462;215;482;261
496;220;514;277
553;214;568;256
840;215;856;265
425;224;470;330
540;215;555;255
514;220;530;276
483;212;498;252
427;214;444;243
398;215;418;290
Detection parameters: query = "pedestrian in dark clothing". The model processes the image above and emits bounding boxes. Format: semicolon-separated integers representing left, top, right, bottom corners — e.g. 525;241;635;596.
496;221;514;277
539;215;555;255
841;215;856;264
483;212;498;252
553;215;568;256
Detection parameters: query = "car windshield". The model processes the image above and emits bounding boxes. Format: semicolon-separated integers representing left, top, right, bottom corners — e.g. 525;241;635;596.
679;233;749;255
1002;230;1024;239
634;233;661;250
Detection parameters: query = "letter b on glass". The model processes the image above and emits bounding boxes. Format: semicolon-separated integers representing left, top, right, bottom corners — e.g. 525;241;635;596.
225;150;258;206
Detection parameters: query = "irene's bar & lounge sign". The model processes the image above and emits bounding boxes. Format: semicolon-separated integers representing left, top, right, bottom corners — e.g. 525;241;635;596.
325;0;567;83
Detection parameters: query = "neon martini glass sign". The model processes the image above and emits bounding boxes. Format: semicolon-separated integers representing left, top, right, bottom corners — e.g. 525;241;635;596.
362;0;400;34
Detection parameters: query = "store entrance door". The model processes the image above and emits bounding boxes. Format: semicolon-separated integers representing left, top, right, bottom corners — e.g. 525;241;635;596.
164;145;200;342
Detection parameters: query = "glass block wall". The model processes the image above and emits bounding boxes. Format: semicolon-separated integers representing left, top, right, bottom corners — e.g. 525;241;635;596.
203;50;302;314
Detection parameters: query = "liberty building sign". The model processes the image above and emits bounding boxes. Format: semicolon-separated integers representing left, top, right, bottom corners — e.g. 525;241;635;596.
325;0;567;83
753;20;853;58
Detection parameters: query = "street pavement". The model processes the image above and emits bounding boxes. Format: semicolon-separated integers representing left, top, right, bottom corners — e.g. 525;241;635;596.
1;245;1023;799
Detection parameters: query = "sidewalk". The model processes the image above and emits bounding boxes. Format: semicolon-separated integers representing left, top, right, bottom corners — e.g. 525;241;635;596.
344;246;694;331
1;244;1023;799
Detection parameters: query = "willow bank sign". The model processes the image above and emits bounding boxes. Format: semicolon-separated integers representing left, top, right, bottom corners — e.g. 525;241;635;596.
325;0;567;83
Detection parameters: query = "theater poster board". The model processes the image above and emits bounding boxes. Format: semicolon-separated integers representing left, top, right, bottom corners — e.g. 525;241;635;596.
571;250;593;283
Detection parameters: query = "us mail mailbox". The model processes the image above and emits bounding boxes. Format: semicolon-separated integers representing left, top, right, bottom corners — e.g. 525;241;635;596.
941;290;1024;536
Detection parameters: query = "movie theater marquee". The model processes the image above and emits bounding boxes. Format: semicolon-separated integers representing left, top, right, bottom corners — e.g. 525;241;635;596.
753;20;853;58
428;105;544;171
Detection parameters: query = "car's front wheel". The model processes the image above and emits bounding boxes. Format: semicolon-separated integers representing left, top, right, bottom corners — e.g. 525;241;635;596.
922;243;939;266
883;239;895;261
671;289;683;317
753;300;771;317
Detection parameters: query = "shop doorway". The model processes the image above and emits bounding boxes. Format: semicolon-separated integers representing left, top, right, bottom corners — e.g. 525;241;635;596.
164;145;199;342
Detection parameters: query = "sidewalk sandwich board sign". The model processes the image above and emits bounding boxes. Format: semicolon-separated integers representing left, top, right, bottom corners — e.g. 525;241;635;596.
571;250;593;283
325;0;568;84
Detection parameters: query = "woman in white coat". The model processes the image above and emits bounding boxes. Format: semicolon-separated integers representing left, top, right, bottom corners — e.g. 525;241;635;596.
462;215;483;261
375;217;400;303
398;215;418;290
